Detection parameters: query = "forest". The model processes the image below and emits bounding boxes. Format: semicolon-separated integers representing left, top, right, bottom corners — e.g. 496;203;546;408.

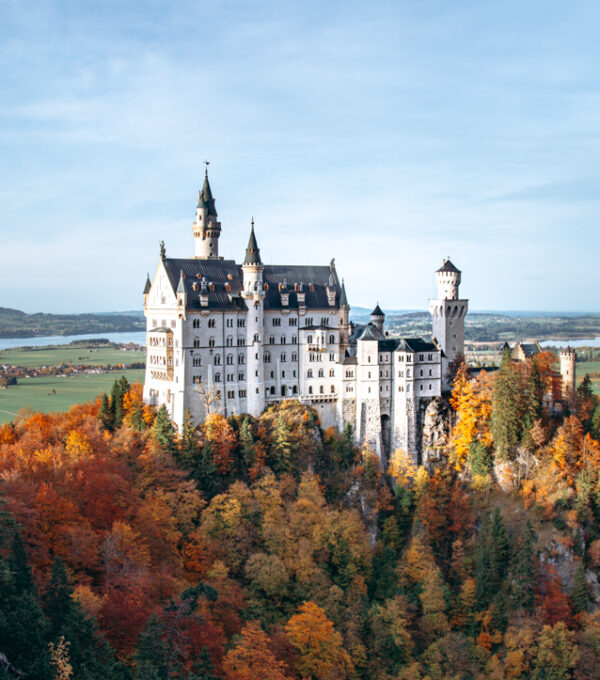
2;349;600;679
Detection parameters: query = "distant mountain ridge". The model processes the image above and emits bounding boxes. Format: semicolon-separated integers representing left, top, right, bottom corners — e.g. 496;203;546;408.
0;307;145;338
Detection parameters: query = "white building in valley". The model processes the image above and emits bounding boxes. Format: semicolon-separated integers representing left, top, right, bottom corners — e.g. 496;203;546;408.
143;173;468;462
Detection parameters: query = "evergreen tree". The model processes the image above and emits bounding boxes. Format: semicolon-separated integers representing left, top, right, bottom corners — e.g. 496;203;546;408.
572;561;589;614
110;376;130;430
238;416;256;474
179;408;198;465
522;359;543;449
130;402;146;432
152;405;177;455
99;393;114;431
134;615;166;680
475;509;510;610
192;441;219;498
491;590;508;633
270;414;295;475
491;348;522;460
512;520;537;612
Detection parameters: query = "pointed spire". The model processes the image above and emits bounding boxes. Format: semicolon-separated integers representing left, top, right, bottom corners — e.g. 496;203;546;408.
143;273;151;294
243;218;262;266
371;303;384;317
197;169;218;216
340;279;349;307
177;269;185;294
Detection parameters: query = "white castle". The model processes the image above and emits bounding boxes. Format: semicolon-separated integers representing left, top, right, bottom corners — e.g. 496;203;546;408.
143;172;467;462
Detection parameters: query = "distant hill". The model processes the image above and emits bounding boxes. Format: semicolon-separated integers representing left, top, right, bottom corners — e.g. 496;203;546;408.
0;307;145;338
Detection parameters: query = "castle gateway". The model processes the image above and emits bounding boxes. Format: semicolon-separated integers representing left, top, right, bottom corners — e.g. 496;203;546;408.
143;173;467;463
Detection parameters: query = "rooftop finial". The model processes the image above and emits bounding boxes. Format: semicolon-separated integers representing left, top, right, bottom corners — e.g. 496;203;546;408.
204;159;210;177
159;240;166;259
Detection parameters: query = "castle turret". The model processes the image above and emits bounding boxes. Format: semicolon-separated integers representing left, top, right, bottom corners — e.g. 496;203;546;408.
193;169;222;259
241;220;266;416
429;258;468;389
370;304;385;333
143;273;151;309
560;346;576;400
339;279;350;355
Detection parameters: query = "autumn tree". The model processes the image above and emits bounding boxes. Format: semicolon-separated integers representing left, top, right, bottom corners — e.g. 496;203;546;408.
223;622;291;680
285;601;354;680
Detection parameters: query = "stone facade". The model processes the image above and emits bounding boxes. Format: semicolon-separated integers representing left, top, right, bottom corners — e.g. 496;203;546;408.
143;175;468;464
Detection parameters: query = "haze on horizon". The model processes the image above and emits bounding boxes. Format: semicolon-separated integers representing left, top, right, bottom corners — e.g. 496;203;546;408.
1;1;599;315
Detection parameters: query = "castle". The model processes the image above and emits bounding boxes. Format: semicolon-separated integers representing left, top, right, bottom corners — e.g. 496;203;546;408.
143;172;468;462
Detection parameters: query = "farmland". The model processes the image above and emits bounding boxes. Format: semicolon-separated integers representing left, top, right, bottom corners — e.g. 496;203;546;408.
0;344;146;368
0;369;145;423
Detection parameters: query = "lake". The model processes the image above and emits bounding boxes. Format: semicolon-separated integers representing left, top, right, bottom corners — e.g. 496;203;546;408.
539;337;600;349
0;331;147;351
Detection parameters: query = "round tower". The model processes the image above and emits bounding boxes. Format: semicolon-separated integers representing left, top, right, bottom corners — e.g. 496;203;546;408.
559;346;576;400
193;168;222;259
435;257;461;300
241;220;266;416
370;303;385;333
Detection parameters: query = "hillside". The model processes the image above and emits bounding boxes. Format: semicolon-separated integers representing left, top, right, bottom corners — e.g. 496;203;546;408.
2;352;600;678
0;307;145;338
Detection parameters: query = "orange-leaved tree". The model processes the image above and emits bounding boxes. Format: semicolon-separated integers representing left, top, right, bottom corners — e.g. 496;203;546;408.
223;621;292;680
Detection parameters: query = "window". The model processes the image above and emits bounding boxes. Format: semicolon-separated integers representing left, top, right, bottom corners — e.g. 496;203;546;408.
192;375;202;383
193;319;200;328
420;384;423;391
237;318;245;327
307;335;313;344
280;336;286;344
226;336;233;346
318;369;324;377
330;385;335;393
208;319;216;328
226;319;233;327
253;333;259;343
321;318;329;326
238;355;245;364
193;357;201;367
292;352;297;361
281;353;286;362
419;354;424;360
307;369;313;378
264;353;271;363
227;390;235;399
407;355;412;362
319;385;324;394
329;369;334;377
269;337;275;345
398;370;404;377
214;355;221;365
214;372;221;382
226;355;233;365
309;386;313;394
329;334;335;344
368;356;371;362
292;385;297;394
420;369;423;376
293;370;296;377
272;318;281;326
208;338;215;348
281;386;286;396
345;370;354;378
270;386;275;395
270;371;274;379
193;338;200;348
237;338;245;346
281;370;285;378
292;336;297;344
239;389;247;397
239;373;245;380
368;371;371;379
407;369;411;377
428;353;433;361
429;369;432;376
329;352;335;361
289;318;297;326
305;318;313;326
407;384;411;392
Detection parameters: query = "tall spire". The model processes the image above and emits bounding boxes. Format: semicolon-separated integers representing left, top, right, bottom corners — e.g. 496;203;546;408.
340;279;349;307
243;218;262;266
197;171;218;217
143;273;151;294
177;269;185;294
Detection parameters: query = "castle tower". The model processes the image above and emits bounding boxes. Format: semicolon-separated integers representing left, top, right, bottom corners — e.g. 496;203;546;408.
429;258;468;389
193;169;222;259
370;304;385;333
339;280;350;355
241;220;266;416
560;346;576;400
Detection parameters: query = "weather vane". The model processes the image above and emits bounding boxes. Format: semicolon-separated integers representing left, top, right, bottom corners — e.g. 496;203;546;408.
204;159;210;176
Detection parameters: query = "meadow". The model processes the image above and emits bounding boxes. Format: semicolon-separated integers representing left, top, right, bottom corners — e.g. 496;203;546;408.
578;360;600;395
0;369;144;422
0;344;146;367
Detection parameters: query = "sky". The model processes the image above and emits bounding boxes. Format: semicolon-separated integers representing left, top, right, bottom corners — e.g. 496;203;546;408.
1;0;599;314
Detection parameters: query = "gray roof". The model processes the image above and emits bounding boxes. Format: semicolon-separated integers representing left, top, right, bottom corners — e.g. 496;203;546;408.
161;258;343;312
143;274;151;294
243;223;262;265
371;303;384;316
197;171;218;217
339;280;349;307
437;258;460;274
176;270;186;294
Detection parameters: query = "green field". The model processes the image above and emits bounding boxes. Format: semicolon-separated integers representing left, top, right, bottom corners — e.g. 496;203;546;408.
0;345;146;368
577;360;600;395
0;369;145;423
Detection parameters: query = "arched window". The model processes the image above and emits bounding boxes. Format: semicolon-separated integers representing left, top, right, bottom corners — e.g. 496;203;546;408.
270;386;275;395
193;338;200;347
329;334;335;344
307;369;313;378
214;354;221;365
318;368;324;377
307;335;313;344
214;372;221;382
330;385;335;393
208;337;215;348
319;385;324;394
253;333;259;343
292;385;297;394
208;319;216;328
309;386;313;394
193;319;200;328
227;354;233;365
281;386;286;396
264;353;271;363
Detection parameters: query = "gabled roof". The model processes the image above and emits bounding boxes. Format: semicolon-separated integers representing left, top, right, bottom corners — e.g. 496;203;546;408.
397;338;440;353
437;258;460;274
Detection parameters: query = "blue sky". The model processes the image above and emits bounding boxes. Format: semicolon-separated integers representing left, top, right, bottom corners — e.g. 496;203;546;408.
1;0;599;313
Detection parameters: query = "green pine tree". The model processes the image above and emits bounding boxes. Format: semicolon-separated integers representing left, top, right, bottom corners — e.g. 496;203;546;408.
238;416;256;474
99;393;114;431
151;405;177;455
572;561;589;614
491;348;522;461
522;360;543;449
512;519;537;612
